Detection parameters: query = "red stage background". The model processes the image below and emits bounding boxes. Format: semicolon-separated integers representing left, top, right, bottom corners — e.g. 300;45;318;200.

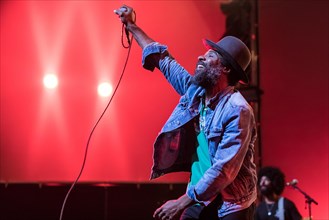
1;0;328;219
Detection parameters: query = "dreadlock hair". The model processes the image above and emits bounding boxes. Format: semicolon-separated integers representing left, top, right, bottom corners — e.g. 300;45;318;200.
258;166;286;195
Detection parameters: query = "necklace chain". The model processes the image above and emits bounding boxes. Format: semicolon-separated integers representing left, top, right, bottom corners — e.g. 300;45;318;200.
200;101;208;131
266;203;275;216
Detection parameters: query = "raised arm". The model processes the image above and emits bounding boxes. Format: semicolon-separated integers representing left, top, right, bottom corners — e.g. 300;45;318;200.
114;5;192;95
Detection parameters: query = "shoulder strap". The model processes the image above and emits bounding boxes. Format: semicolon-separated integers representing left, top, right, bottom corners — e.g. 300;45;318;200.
275;197;285;220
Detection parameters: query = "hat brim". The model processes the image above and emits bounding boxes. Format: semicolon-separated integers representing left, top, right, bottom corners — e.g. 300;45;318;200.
203;39;249;85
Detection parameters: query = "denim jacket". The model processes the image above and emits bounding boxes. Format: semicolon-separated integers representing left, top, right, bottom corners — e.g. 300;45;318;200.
142;42;257;217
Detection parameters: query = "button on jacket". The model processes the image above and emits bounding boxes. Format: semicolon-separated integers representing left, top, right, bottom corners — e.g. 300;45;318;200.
142;42;257;217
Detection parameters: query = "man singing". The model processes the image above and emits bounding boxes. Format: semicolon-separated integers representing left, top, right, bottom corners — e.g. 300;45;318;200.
115;5;257;220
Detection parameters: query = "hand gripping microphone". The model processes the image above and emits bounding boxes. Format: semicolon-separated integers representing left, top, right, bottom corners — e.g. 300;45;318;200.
114;6;132;47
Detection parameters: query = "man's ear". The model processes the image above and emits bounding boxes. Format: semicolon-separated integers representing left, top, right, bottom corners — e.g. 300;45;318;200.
223;66;231;75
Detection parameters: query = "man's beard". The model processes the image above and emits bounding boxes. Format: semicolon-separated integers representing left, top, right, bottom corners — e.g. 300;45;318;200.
260;185;274;197
191;62;222;90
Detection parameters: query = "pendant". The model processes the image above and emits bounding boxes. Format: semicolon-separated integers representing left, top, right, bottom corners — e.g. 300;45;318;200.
268;211;272;216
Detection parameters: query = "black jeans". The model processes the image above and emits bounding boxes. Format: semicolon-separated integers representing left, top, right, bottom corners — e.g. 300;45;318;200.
180;197;255;220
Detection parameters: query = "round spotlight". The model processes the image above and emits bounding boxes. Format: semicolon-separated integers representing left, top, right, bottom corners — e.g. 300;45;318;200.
97;82;113;97
43;73;58;89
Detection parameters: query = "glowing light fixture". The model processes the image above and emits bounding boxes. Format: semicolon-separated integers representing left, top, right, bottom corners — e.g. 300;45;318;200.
97;82;113;97
43;73;58;89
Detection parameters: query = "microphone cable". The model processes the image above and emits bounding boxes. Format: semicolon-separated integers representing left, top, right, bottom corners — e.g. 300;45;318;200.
59;23;134;220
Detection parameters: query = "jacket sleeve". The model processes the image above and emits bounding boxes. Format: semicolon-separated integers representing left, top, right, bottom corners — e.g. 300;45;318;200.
142;42;192;96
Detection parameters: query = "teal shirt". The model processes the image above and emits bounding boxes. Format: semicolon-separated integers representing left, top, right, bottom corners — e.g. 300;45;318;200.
189;104;211;185
189;130;211;185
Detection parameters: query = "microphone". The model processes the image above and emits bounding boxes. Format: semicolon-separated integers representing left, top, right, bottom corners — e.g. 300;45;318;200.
114;7;127;15
286;179;298;186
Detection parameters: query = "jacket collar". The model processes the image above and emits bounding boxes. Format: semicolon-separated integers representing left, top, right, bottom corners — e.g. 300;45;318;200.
202;86;235;110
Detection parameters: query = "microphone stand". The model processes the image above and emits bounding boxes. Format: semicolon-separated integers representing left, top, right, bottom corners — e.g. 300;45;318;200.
290;184;318;220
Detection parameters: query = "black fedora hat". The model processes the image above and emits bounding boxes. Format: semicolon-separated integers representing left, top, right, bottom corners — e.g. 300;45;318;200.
203;36;251;84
